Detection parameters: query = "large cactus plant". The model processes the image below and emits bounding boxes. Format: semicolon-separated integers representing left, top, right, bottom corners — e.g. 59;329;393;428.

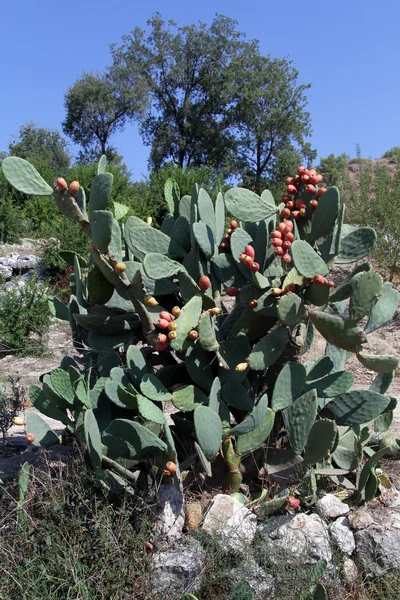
3;155;399;503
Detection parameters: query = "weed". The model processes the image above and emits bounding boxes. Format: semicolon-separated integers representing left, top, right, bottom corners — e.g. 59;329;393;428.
0;376;25;448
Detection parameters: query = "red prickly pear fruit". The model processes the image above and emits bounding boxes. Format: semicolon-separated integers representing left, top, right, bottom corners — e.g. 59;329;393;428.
303;168;311;177
226;287;240;297
282;194;292;204
313;274;325;285
309;175;319;185
285;177;294;185
199;276;211;291
168;321;177;331
224;233;231;241
306;184;316;194
282;253;292;264
249;299;258;308
287;496;300;509
239;253;247;263
156;341;169;352
250;262;260;272
220;242;229;251
292;210;300;220
327;280;335;288
316;174;323;183
299;208;307;218
271;238;283;248
310;199;318;209
284;283;296;293
235;362;248;371
270;230;283;239
168;330;177;340
115;262;126;275
163;469;172;477
275;247;285;256
158;318;169;329
286;200;294;209
277;223;286;233
286;185;297;195
284;220;293;231
56;177;68;191
309;169;317;176
157;333;168;344
297;165;306;175
188;330;199;340
243;255;254;266
145;295;158;307
230;219;238;229
296;200;306;209
283;240;292;250
301;174;310;184
244;245;255;259
272;288;283;296
317;186;327;198
294;174;301;184
26;433;35;444
284;232;294;242
281;208;291;219
166;461;177;473
171;306;181;317
68;180;80;195
160;311;173;322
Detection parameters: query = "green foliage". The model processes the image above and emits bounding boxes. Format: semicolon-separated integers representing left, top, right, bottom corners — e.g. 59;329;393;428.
382;146;400;159
318;152;349;187
0;376;24;446
0;276;51;357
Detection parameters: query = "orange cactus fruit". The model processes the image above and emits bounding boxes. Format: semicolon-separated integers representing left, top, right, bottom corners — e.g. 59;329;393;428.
284;232;294;242
158;318;169;329
56;177;68;191
283;240;292;250
306;184;316;194
230;219;238;229
145;295;158;307
249;299;258;309
168;321;177;331
282;194;292;204
235;362;249;371
225;287;240;297
326;280;335;288
313;274;325;285
297;165;306;175
243;255;254;266
209;307;222;315
272;239;283;248
250;262;260;272
244;245;255;259
272;288;283;296
301;174;310;184
286;185;297;195
275;247;285;256
199;275;211;291
188;330;199;340
285;177;294;185
68;180;80;195
156;341;169;352
166;461;177;473
115;262;126;275
280;208;291;219
284;220;293;231
287;496;300;509
282;253;292;264
310;199;318;209
284;283;296;294
286;200;294;209
317;186;327;198
157;333;168;344
26;433;35;444
163;469;172;477
270;230;282;239
292;210;300;220
171;306;181;317
277;222;286;233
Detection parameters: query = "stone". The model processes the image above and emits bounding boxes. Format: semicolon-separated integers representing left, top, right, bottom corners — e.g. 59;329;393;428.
185;502;203;530
152;537;204;597
0;253;40;272
348;164;360;173
257;513;332;566
347;509;375;530
316;494;350;519
227;556;275;600
202;493;257;553
330;517;355;555
154;484;184;543
342;558;359;589
0;264;12;279
355;509;400;577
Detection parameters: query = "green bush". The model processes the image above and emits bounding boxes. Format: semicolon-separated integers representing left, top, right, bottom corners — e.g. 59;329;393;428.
0;197;25;243
382;146;400;159
0;376;25;447
0;276;51;357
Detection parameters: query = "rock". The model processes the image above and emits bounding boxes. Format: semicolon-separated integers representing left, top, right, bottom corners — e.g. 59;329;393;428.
257;513;332;566
342;558;359;589
0;254;40;272
155;484;184;543
227;556;275;600
355;509;400;577
348;164;360;173
185;502;203;530
0;264;12;279
330;517;355;555
152;537;204;597
202;493;257;553
316;494;350;519
348;509;375;530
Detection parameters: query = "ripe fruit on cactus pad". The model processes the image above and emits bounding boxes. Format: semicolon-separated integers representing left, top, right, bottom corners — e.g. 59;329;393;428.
244;245;255;259
115;262;126;274
226;287;240;297
56;177;67;191
158;318;169;329
172;306;181;317
26;433;35;443
68;181;80;195
166;461;177;473
145;296;158;307
235;362;248;371
230;220;238;229
157;333;168;344
313;274;325;285
160;311;173;322
199;276;211;291
250;262;260;272
188;330;199;340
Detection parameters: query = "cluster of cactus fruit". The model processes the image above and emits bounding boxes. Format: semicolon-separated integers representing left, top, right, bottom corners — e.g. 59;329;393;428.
2;152;400;507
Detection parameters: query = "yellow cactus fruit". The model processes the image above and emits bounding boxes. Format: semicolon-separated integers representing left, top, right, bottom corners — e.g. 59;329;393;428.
171;306;181;317
144;295;158;307
12;416;25;426
115;262;127;275
168;331;177;340
166;461;177;473
235;362;248;372
146;216;153;225
168;321;177;331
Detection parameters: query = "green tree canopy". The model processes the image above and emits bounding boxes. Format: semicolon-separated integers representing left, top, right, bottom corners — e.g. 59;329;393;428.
318;152;350;186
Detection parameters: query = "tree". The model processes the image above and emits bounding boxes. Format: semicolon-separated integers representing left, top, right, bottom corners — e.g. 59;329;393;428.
9;122;71;176
110;13;251;172
63;72;147;161
318;153;349;187
229;53;312;194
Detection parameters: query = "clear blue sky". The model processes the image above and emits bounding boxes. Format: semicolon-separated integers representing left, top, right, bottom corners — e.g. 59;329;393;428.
1;0;399;180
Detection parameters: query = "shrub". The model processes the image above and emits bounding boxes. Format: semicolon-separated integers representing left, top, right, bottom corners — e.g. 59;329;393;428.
0;276;51;357
0;376;25;447
0;197;24;243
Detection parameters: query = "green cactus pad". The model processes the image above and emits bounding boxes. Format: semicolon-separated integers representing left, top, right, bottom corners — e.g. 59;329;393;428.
25;412;60;447
97;154;107;174
222;381;254;411
198;312;219;351
369;371;394;395
374;410;393;433
336;226;377;264
348;271;382;325
277;293;306;326
73;313;140;335
126;345;149;387
186;344;215;391
194;405;222;461
102;419;167;460
29;384;71;425
137;395;166;424
304;282;330;307
143;253;183;279
87;331;133;351
218;333;251;383
198;188;216;238
332;429;361;471
291;240;329;278
169;296;203;351
309;310;367;352
358;447;390;493
357;353;399;373
365;282;400;334
49;368;75;405
306;370;354;398
48;296;70;321
212;254;247;288
320;390;391;426
310;186;340;242
248;326;288;371
1;157;53;195
215;192;225;245
229;394;270;436
329;262;372;303
90;210;115;253
235;400;275;455
125;221;186;260
164;178;180;215
225;187;276;222
140;374;172;402
271;362;307;411
178;195;191;222
113;201;129;221
89;173;113;217
84;409;102;469
283;389;318;454
230;227;253;278
192;222;215;259
172;385;208;412
306;356;339;379
161;213;175;235
282;267;305;289
304;419;337;466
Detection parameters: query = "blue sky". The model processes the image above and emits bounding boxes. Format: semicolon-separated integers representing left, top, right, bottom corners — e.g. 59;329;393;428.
1;0;399;180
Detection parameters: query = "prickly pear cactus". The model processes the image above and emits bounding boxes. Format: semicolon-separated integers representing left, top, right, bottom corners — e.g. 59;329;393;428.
3;156;399;504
